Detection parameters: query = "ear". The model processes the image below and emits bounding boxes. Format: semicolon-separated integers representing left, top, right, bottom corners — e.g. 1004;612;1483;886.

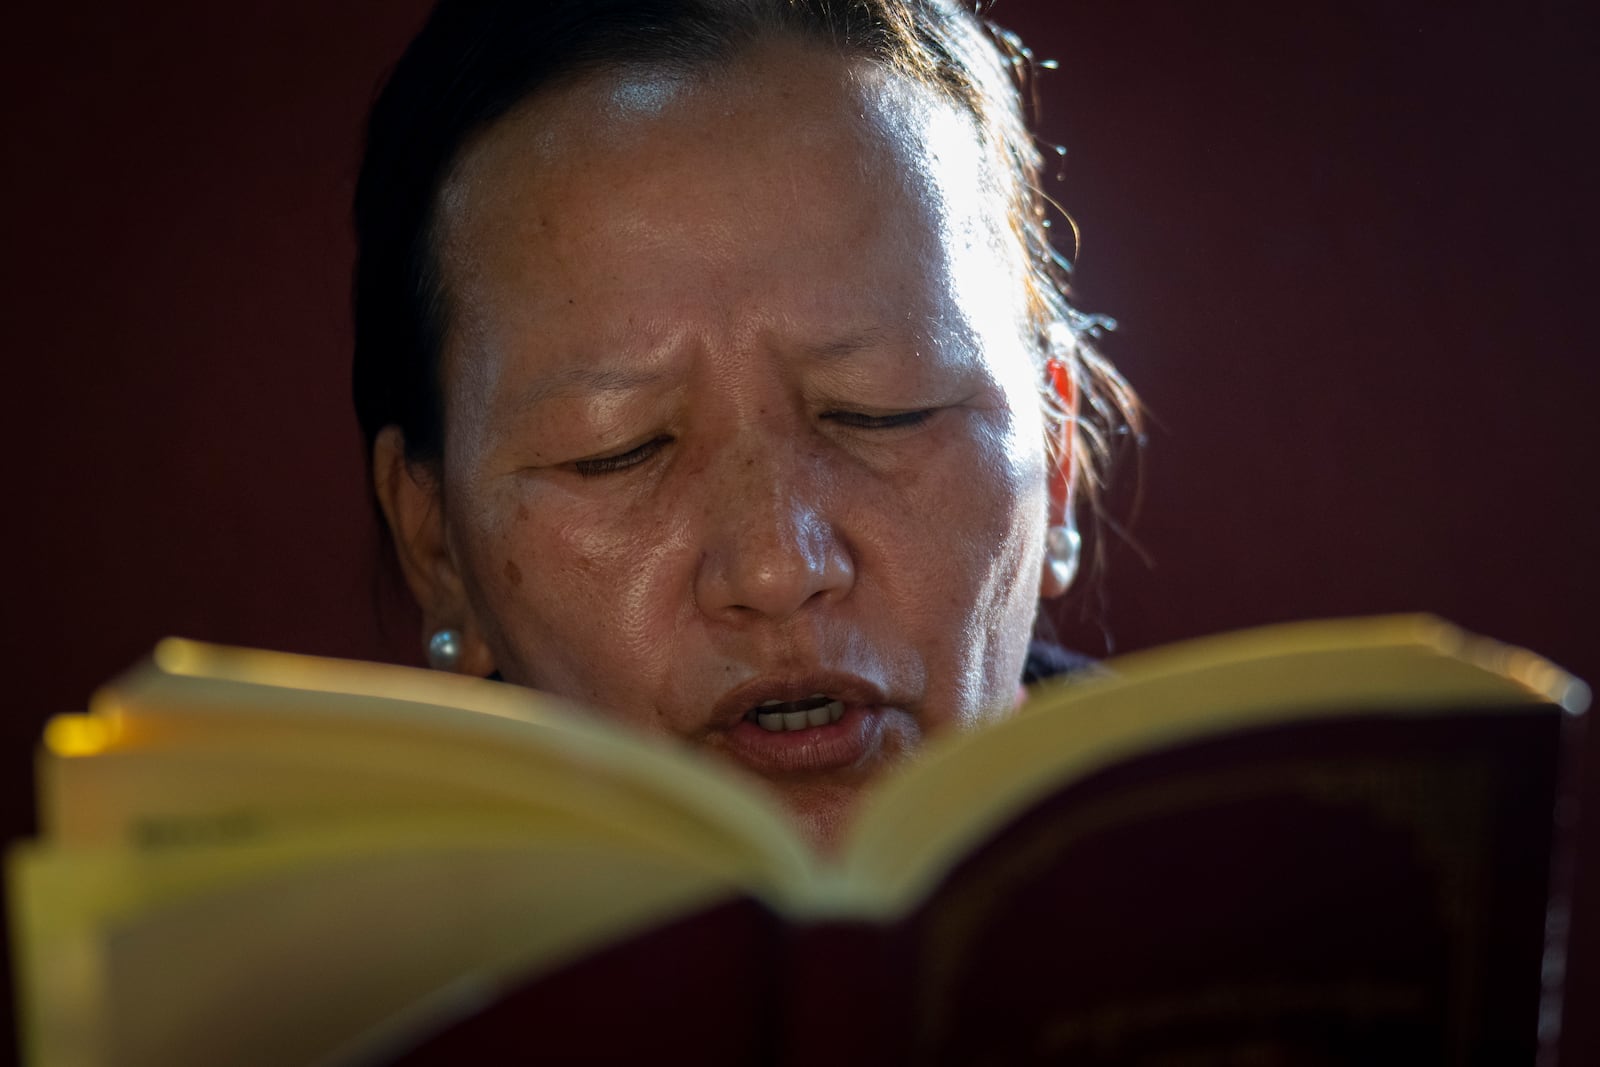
372;427;497;675
1039;357;1080;600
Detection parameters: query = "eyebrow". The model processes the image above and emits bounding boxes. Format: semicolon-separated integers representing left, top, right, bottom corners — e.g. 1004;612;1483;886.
803;327;891;361
509;363;672;411
505;327;894;412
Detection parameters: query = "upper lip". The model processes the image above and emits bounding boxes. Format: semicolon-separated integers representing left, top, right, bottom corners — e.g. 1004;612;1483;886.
711;671;889;728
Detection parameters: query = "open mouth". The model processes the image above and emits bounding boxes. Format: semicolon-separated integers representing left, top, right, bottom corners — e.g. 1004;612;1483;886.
745;693;846;732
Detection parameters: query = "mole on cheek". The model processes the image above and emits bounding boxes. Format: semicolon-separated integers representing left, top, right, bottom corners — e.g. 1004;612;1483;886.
504;559;523;587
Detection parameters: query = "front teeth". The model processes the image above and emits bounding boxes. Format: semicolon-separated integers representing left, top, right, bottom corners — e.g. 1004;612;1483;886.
753;694;846;733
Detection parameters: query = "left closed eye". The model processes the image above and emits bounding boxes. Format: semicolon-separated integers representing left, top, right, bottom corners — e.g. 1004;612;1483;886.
822;409;934;430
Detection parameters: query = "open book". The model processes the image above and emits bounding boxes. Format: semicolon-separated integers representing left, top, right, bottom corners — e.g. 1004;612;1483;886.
7;616;1587;1066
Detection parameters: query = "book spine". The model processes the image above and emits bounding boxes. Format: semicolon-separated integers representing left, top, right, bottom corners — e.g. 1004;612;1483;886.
1547;708;1589;1067
774;920;906;1067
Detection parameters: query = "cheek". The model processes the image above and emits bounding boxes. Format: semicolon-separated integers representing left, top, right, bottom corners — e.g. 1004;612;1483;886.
963;400;1051;540
503;514;622;619
876;411;1049;612
552;508;688;647
921;407;1050;700
456;485;692;684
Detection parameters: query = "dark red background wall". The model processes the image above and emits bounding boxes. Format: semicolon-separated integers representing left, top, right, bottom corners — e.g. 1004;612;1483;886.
4;0;1595;1059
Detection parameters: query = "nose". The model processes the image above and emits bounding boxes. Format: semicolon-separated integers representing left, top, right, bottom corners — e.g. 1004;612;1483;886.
693;439;855;624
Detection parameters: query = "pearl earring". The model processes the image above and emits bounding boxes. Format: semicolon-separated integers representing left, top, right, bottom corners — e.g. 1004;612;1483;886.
427;628;462;671
1045;523;1081;592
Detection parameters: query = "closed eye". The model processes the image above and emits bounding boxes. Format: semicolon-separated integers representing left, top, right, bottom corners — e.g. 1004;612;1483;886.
823;409;935;430
571;436;669;476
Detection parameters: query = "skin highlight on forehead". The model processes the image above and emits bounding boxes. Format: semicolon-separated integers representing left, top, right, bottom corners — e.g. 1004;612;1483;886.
432;39;1032;407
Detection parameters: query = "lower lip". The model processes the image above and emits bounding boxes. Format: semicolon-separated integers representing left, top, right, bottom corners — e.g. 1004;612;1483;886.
721;704;889;776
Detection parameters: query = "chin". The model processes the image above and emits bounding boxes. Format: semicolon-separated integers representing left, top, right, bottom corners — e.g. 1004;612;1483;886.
788;801;850;856
768;777;880;856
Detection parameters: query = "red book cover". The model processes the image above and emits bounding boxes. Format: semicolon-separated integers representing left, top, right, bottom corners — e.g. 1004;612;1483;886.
388;707;1574;1065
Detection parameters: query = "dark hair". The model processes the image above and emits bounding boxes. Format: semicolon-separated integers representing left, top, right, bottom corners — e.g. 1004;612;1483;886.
353;0;1138;507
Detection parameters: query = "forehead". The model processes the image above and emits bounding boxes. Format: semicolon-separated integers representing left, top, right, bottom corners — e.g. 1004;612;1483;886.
433;38;1023;376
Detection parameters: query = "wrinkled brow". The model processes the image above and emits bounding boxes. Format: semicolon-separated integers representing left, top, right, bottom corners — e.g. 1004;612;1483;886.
506;327;900;413
508;363;672;411
803;327;891;361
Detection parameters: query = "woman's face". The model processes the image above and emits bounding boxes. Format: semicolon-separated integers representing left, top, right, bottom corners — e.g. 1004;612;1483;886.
389;40;1065;845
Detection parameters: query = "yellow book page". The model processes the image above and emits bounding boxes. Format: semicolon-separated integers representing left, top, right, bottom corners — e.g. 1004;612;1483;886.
839;615;1586;916
10;818;740;1067
42;719;803;893
54;639;816;894
41;743;753;883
